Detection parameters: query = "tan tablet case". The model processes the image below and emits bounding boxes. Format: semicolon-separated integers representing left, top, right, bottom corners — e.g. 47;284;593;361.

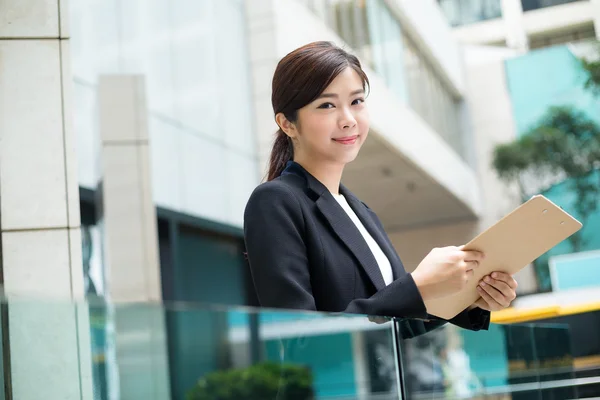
426;195;582;320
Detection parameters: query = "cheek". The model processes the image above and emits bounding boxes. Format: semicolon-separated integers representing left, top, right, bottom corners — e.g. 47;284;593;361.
302;115;334;140
357;109;370;136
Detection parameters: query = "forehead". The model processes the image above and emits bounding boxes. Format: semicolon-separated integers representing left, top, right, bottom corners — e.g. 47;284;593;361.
323;67;364;93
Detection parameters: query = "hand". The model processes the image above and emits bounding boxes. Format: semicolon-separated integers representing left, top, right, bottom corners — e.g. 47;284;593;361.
411;245;485;302
473;272;518;312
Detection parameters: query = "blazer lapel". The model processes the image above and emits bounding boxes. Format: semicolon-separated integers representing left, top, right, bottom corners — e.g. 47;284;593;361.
315;195;387;291
281;161;390;290
340;186;406;280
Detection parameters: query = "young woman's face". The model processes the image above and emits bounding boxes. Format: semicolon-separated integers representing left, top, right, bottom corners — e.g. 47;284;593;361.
290;67;369;166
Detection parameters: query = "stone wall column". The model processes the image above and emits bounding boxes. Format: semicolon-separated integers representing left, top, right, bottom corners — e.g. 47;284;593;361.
0;1;93;398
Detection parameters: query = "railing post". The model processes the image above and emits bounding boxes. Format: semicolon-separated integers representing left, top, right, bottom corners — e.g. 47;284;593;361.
393;319;408;400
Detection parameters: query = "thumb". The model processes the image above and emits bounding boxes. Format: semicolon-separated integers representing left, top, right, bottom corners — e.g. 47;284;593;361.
473;297;488;311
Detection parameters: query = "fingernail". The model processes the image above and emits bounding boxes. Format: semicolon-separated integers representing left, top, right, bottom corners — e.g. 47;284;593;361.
477;286;483;291
480;281;486;287
492;273;498;278
485;277;491;283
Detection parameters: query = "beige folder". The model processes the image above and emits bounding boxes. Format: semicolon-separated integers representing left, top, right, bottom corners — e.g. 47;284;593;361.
426;195;582;320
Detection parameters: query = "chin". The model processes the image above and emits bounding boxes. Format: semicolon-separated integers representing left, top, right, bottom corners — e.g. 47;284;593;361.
337;149;361;165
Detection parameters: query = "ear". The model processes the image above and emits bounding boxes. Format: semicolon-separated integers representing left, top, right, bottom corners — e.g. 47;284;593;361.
275;113;298;139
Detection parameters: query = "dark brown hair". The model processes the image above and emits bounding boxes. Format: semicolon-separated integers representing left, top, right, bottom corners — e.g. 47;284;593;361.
266;41;369;181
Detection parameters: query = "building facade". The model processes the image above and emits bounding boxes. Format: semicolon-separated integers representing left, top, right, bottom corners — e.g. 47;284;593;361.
440;0;600;303
6;0;592;398
69;0;530;311
439;0;600;51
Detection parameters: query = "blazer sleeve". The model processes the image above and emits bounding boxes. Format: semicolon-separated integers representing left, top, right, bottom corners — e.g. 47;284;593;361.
244;183;429;319
418;307;490;334
244;182;316;311
363;204;491;331
444;307;491;331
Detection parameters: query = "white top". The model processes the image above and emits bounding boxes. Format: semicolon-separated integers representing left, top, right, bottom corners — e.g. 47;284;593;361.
332;193;394;286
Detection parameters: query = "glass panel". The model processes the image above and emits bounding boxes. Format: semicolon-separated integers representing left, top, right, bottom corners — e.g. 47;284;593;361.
397;320;584;399
503;324;541;399
399;322;511;399
522;0;585;12
532;324;578;399
0;299;402;399
0;304;5;400
438;0;503;27
3;298;593;399
163;305;401;399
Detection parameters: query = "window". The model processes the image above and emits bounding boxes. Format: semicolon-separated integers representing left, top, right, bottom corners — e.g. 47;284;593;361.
438;0;502;27
521;0;585;12
402;34;466;159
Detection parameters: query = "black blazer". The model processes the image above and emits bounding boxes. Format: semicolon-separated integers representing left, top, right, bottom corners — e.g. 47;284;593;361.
244;161;489;332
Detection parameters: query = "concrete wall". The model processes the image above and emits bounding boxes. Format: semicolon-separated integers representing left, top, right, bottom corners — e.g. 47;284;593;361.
97;75;162;303
522;0;597;37
453;0;599;48
452;17;507;46
0;0;93;398
70;0;258;228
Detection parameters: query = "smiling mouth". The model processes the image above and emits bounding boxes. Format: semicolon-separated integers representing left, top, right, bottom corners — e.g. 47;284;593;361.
333;135;359;145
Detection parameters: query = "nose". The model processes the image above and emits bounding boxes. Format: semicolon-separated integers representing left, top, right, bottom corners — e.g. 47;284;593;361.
339;107;357;130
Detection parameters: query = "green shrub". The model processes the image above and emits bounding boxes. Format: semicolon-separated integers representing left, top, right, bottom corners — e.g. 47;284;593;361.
186;362;314;400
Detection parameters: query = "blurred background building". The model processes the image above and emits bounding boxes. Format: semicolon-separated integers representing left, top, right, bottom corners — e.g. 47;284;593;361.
1;0;599;399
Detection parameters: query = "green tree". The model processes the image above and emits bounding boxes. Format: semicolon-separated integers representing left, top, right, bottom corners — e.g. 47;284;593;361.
493;106;600;253
492;41;600;290
581;41;600;96
186;362;314;400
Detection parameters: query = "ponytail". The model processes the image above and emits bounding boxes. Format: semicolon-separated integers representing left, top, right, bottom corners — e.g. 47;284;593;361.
266;129;293;181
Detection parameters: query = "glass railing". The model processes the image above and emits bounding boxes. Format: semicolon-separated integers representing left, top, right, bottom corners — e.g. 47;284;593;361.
3;297;599;399
521;0;585;12
399;321;587;399
438;0;503;27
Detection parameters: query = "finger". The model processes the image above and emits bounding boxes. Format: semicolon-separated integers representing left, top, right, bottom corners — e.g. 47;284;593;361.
479;281;510;307
465;269;475;281
463;250;485;263
473;297;490;311
462;260;479;271
484;276;514;297
476;287;496;309
490;272;518;289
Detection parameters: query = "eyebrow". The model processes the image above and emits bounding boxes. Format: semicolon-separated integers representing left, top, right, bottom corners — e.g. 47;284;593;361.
317;89;365;99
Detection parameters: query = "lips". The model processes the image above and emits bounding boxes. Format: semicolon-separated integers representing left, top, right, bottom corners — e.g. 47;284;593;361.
333;135;359;145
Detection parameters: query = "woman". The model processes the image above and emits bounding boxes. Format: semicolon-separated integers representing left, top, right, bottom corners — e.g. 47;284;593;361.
244;42;517;331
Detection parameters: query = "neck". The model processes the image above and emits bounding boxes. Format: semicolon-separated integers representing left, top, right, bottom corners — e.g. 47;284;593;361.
294;157;344;195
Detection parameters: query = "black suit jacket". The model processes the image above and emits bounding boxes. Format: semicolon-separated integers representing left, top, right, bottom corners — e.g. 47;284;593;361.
244;161;489;332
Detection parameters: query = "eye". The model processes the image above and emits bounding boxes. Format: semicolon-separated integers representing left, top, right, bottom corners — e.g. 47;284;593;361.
352;98;365;106
317;102;335;109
